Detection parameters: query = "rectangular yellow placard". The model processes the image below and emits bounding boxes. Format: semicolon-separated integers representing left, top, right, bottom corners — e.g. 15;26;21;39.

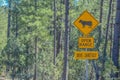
74;51;98;60
78;37;94;48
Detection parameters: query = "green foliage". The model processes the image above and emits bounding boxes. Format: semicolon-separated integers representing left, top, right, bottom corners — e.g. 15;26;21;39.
0;0;118;79
0;7;7;51
0;7;7;75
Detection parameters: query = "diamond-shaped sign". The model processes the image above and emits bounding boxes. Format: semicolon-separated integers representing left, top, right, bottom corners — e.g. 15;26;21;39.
73;10;99;35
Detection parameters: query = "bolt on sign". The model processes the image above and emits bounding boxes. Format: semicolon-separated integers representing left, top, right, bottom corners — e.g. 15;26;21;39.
78;37;94;48
74;51;98;60
73;10;99;35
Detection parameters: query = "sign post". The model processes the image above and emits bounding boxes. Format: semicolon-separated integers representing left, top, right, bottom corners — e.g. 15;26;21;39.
85;58;88;80
73;10;99;80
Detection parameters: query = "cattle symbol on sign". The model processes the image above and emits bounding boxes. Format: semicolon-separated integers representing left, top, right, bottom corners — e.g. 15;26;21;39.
79;20;92;28
73;10;99;35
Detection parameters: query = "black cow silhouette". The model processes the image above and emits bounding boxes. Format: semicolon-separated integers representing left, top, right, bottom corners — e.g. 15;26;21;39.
79;20;92;28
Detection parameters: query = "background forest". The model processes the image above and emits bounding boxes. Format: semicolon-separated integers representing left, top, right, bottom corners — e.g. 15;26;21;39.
0;0;120;80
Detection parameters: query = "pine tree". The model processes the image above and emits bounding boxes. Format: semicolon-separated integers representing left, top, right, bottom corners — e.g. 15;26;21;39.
53;0;57;65
7;0;11;38
62;0;69;80
112;0;120;78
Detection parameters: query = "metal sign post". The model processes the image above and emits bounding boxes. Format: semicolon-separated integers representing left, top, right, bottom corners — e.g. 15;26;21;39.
85;48;88;80
85;60;88;80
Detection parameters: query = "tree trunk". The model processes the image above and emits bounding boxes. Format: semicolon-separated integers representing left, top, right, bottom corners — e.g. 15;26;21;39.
92;61;99;80
101;0;112;79
97;0;104;46
56;0;62;55
11;66;15;80
53;0;57;65
110;1;115;78
112;0;120;78
7;0;11;38
6;0;11;76
62;0;69;80
15;9;18;38
33;37;37;80
93;0;104;79
102;0;112;69
33;0;37;80
57;29;62;55
25;43;30;80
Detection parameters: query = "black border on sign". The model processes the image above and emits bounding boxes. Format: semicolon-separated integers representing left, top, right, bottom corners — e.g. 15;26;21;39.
73;10;99;35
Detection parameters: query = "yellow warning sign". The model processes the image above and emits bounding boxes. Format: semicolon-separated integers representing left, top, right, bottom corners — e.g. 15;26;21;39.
78;37;94;48
73;10;99;35
74;51;98;60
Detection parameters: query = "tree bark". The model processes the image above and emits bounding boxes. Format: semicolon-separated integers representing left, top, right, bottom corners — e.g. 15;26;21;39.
101;0;112;79
15;14;18;37
57;29;62;55
53;0;57;65
7;0;11;38
93;0;104;79
56;0;62;56
33;37;37;80
112;0;120;78
62;0;69;80
98;0;104;46
33;0;38;80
